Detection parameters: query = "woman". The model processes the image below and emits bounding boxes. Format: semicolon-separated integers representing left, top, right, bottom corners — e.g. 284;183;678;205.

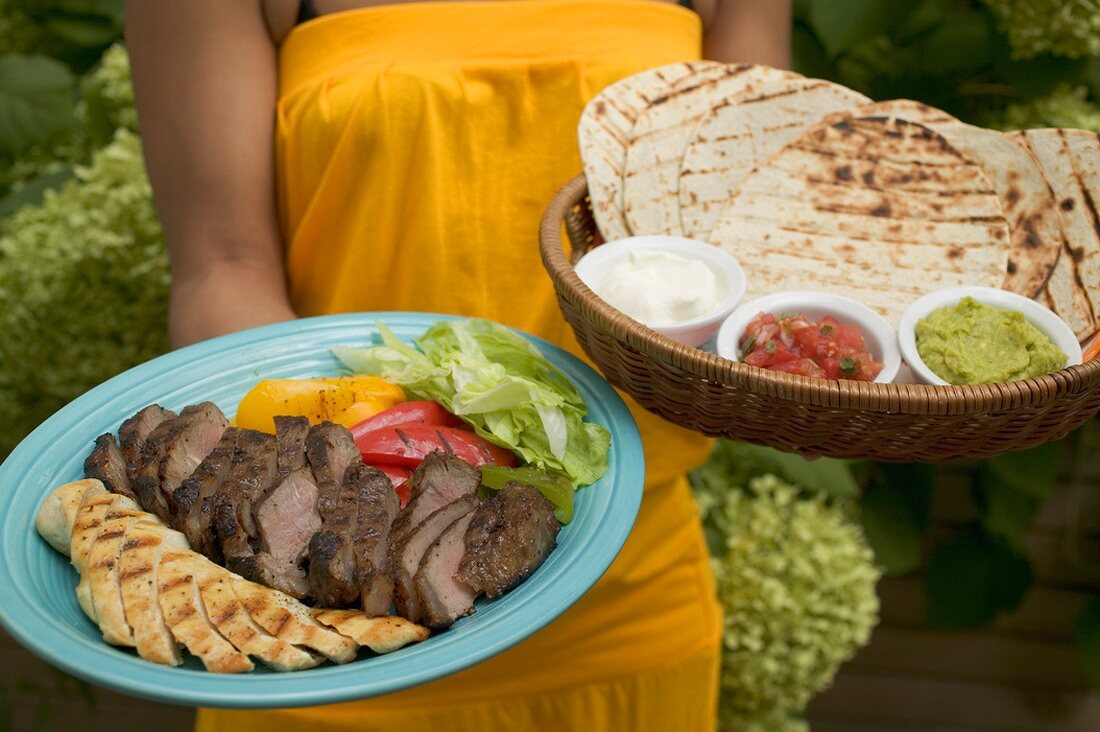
126;1;791;729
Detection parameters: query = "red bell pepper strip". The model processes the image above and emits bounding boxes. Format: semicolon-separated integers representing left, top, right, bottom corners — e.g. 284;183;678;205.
350;401;464;442
358;424;517;469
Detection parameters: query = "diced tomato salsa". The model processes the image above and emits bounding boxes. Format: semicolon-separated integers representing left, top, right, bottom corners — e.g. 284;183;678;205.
739;312;883;382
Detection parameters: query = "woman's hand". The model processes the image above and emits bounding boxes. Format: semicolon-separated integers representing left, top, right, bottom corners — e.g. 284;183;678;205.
126;1;294;349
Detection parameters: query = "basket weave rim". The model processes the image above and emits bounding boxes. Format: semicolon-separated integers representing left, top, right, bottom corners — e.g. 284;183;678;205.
539;174;1100;416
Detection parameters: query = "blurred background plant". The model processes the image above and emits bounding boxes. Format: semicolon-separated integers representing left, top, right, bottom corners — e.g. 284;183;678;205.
1;0;1099;729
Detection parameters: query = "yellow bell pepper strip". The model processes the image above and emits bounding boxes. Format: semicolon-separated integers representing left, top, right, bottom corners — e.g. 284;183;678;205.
235;377;404;433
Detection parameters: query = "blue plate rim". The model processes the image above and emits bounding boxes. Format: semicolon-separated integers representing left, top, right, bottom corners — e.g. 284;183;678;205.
0;312;644;708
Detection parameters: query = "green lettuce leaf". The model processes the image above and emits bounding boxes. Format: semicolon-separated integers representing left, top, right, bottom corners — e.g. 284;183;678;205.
333;319;611;489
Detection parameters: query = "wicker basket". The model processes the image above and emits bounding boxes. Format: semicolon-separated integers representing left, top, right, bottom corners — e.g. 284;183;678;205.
539;175;1100;462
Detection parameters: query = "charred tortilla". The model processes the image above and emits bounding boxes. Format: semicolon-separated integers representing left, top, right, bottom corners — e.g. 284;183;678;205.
709;114;1011;326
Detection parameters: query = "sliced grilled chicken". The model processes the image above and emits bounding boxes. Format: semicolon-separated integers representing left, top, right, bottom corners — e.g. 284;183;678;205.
118;521;187;666
413;512;477;629
84;433;135;500
86;506;154;646
314;610;430;654
69;484;122;622
36;479;100;554
227;575;358;664
157;550;254;673
190;558;323;671
392;496;476;620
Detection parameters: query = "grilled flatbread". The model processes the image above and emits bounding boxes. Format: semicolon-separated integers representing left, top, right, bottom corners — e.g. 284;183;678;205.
1010;128;1100;340
158;550;254;673
710;114;1011;325
678;78;869;239
191;558;323;671
846;101;1064;298
118;521;187;666
579;61;731;241
314;609;430;654
227;575;358;664
622;65;799;236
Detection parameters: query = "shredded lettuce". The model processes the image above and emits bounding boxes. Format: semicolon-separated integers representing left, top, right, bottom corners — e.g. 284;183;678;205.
333;319;611;488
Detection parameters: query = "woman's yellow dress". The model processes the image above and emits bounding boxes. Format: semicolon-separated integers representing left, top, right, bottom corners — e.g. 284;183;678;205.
197;2;721;729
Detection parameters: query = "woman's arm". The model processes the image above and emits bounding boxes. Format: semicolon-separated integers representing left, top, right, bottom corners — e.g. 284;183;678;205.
703;0;793;68
126;0;296;349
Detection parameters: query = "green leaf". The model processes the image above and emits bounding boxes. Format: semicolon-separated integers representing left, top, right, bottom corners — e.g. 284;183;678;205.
749;443;859;497
917;10;993;76
808;0;916;57
986;441;1061;500
44;15;119;47
0;54;77;156
791;22;835;80
1076;597;1100;690
0;167;75;217
976;465;1039;551
926;531;1033;629
859;463;933;574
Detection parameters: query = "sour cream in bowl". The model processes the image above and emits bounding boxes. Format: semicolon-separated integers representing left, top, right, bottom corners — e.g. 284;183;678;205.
715;291;902;383
574;236;746;347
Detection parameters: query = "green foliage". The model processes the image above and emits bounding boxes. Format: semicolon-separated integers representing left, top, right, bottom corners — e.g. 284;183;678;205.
0;127;168;456
926;531;1033;628
859;463;934;575
981;0;1100;59
693;468;880;729
0;53;77;155
992;84;1100;132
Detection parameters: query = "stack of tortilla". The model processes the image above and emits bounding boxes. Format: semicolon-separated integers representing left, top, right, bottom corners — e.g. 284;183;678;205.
579;62;1100;342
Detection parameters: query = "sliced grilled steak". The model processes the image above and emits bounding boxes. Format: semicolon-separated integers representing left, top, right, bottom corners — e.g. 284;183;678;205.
414;511;477;629
393;495;476;620
349;463;400;616
132;403;227;522
84;433;135;500
457;484;559;599
118;404;175;483
172;428;241;559
210;428;278;575
253;467;321;598
389;452;480;553
306;422;365;607
274;416;310;479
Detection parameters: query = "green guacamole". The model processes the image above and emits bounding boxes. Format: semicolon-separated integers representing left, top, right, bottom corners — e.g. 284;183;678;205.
915;297;1067;385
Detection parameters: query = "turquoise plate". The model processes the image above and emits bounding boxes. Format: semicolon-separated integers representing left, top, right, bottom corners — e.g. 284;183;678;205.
0;313;643;708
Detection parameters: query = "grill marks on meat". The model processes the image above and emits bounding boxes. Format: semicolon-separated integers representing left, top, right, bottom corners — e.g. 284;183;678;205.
84;433;135;500
211;429;279;577
305;423;366;607
349;464;400;616
251;417;322;598
119;405;175;484
132;403;228;523
392;496;476;621
414;511;477;629
172;428;241;560
389;452;481;553
457;484;560;599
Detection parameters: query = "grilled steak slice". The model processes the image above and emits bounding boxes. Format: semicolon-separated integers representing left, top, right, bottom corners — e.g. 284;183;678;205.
350;464;401;616
414;511;477;629
389;452;480;553
132;403;227;522
119;404;175;483
210;428;279;574
457;484;559;599
274;416;310;479
172;428;241;558
84;433;135;500
393;495;476;620
253;467;321;598
306;422;364;606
